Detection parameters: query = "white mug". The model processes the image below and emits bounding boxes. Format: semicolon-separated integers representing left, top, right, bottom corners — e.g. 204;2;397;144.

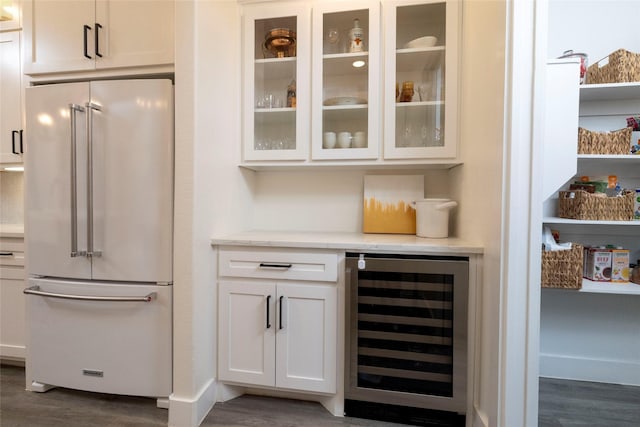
337;132;351;148
353;131;366;148
323;132;336;149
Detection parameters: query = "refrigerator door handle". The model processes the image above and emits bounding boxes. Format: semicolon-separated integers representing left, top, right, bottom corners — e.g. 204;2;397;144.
69;104;86;258
85;102;102;258
24;285;157;303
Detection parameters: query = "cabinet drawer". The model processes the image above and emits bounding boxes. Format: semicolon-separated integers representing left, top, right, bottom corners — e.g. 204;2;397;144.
0;238;24;268
219;248;338;282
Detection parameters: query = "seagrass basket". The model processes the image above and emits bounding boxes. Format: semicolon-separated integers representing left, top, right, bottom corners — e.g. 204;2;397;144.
558;190;635;221
577;127;632;155
587;49;640;84
541;243;583;289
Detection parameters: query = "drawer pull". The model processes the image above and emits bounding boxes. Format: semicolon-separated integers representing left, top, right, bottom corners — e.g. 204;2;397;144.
0;252;14;257
258;263;292;270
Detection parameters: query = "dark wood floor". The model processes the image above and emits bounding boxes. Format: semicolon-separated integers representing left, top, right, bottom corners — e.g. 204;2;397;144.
2;364;640;426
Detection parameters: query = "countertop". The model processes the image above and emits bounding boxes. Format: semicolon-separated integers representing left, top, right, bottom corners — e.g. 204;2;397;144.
211;230;483;255
0;224;24;238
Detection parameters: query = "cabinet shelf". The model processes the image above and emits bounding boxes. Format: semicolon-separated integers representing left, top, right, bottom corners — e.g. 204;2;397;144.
580;279;640;295
396;47;444;72
579;82;640;102
576;155;640;175
396;101;445;108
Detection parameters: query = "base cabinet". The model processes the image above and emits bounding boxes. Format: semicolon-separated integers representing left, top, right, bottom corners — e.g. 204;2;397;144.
217;247;339;395
0;236;26;360
218;279;337;394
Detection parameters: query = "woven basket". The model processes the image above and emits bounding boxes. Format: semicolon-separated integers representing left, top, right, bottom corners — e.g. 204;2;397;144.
577;127;632;155
541;243;583;289
587;49;640;84
558;190;635;221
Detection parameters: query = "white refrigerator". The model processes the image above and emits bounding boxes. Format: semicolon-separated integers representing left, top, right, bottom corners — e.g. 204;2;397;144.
24;79;173;399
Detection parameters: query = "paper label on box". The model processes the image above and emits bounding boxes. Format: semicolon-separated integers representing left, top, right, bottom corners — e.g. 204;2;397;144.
611;249;630;283
585;248;612;282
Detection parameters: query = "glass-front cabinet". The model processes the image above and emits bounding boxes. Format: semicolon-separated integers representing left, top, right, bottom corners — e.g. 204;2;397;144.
242;3;310;161
311;1;380;160
241;0;459;166
383;0;459;159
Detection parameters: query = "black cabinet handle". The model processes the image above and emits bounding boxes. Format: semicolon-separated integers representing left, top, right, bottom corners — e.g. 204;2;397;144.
95;23;102;58
258;263;292;270
11;130;19;154
19;129;23;153
279;295;284;330
266;295;271;329
0;252;14;256
83;25;92;59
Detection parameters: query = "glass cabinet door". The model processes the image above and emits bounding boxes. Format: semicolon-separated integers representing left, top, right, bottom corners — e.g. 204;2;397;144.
383;0;459;160
311;1;380;160
243;4;310;161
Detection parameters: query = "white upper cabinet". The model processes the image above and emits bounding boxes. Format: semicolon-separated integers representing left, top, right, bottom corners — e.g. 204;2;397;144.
311;1;380;160
0;31;24;164
22;0;174;75
242;2;311;161
383;0;459;160
240;0;460;166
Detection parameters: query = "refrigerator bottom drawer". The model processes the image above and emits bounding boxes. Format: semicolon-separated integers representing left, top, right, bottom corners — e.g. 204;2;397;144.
27;278;172;397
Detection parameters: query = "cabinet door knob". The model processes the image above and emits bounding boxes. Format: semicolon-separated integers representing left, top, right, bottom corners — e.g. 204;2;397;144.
83;25;92;59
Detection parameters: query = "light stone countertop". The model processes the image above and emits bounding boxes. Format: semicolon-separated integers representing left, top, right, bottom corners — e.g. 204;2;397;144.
211;230;483;255
0;224;24;238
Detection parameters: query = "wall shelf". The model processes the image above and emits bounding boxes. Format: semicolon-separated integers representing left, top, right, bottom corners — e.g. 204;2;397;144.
579;82;640;102
581;279;640;295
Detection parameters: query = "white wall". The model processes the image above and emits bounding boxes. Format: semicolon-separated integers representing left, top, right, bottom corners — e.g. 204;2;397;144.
172;1;252;426
548;0;640;65
450;0;508;425
250;170;450;232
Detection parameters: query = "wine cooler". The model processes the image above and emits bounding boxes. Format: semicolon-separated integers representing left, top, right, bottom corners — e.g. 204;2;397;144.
345;253;469;425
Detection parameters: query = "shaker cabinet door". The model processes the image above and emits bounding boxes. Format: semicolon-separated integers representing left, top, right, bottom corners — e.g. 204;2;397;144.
23;0;96;74
275;282;337;393
218;280;277;387
0;31;24;164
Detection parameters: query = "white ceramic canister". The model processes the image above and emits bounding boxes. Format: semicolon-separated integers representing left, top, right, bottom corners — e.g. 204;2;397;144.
414;198;458;238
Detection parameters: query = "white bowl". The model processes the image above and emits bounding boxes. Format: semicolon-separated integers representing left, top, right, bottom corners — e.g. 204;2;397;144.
404;36;437;49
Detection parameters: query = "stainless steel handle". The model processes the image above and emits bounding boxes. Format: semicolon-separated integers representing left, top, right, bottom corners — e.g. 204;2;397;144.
85;102;102;258
24;285;156;302
258;263;292;270
69;103;85;257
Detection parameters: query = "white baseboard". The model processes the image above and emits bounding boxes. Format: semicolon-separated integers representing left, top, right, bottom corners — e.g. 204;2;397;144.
168;378;217;427
0;344;26;360
540;353;640;386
